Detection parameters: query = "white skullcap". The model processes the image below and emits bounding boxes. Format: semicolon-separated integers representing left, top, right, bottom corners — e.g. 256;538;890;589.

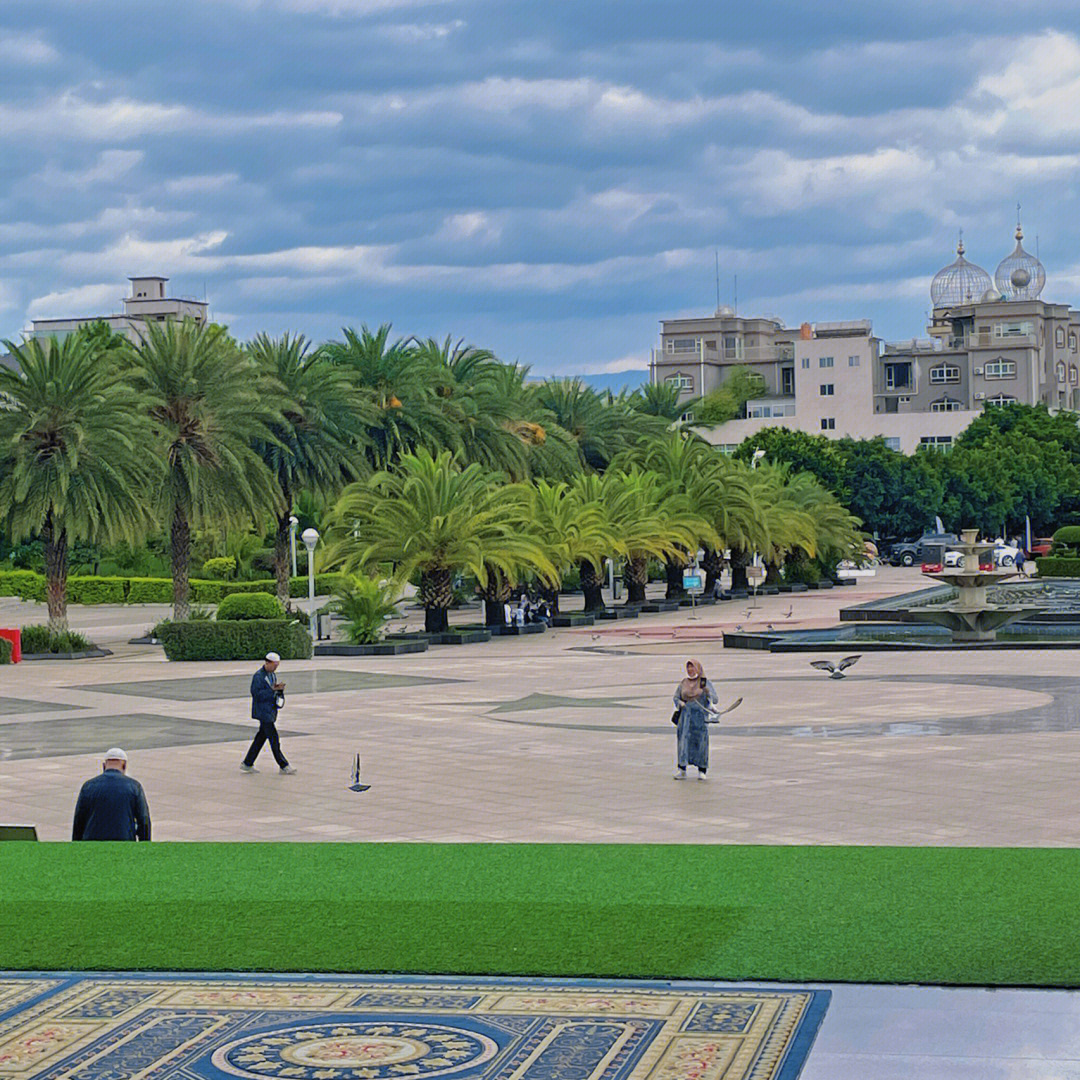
103;747;128;762
265;652;281;662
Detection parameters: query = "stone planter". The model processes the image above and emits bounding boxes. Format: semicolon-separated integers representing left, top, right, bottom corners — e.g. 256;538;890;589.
429;629;492;645
22;648;111;661
552;613;595;627
314;640;429;656
598;607;640;620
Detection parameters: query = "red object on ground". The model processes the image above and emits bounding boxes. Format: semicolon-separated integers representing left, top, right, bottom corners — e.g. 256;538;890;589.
0;627;21;663
921;563;943;574
1030;538;1054;557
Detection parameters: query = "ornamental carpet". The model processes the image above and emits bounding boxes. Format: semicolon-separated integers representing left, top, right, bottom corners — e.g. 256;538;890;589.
0;973;828;1080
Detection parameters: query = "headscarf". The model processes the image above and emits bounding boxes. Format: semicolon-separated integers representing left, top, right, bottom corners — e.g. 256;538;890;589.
679;659;706;701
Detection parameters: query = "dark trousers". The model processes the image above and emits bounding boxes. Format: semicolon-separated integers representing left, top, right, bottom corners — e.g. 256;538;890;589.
243;721;288;768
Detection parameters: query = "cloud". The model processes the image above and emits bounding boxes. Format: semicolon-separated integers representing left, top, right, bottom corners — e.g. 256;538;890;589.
229;0;460;14
38;150;145;187
0;30;59;66
0;91;340;142
26;283;124;320
374;19;466;42
164;173;241;195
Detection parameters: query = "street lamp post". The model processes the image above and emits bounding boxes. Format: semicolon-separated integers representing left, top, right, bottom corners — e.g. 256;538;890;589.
748;448;766;604
289;515;298;579
301;528;319;639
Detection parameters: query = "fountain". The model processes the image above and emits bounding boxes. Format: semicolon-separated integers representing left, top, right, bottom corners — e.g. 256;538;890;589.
900;530;1039;641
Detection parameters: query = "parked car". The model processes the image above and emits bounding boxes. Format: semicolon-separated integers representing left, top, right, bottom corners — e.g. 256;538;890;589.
1029;537;1054;558
889;532;960;567
942;544;1019;568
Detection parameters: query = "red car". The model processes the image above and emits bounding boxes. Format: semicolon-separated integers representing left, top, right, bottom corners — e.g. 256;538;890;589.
1029;537;1054;557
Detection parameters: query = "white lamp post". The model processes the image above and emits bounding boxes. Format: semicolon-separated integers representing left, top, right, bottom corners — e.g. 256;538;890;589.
751;447;766;469
289;515;299;578
301;528;319;638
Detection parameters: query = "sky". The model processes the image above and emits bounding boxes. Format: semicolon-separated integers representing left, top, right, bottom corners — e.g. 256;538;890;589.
3;1;1080;379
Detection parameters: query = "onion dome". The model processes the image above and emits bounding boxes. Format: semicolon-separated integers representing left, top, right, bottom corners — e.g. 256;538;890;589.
994;220;1045;300
930;236;992;307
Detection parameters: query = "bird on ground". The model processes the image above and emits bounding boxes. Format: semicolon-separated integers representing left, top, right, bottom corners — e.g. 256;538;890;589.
633;631;642;638
783;606;794;618
591;633;601;641
810;656;861;679
733;624;744;632
671;628;678;638
766;623;775;631
744;608;753;618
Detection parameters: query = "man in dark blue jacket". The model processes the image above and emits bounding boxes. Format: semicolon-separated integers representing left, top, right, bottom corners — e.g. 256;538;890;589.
241;652;296;774
72;748;151;841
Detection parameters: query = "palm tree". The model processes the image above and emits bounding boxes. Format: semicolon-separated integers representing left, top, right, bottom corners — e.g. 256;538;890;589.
0;332;156;631
328;449;557;632
528;479;614;615
132;320;279;620
248;333;373;603
322;325;459;467
628;381;699;422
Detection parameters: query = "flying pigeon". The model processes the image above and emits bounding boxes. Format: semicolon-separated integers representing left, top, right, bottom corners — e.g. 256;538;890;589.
810;656;861;679
707;697;743;720
783;606;794;618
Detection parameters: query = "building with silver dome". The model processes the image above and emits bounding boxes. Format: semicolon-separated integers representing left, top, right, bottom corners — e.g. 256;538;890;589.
649;214;1080;453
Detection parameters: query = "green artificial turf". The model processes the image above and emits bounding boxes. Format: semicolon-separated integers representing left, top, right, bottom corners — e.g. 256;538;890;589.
2;843;1078;985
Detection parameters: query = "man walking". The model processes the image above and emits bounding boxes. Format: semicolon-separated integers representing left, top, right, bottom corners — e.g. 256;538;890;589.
72;748;151;841
241;652;296;774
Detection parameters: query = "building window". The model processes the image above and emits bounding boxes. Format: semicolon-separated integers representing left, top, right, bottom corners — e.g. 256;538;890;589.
667;337;701;353
819;356;834;368
994;321;1033;338
680;412;695;424
781;368;795;395
1071;365;1079;385
985;394;1017;407
801;357;810;369
1057;327;1066;347
820;418;836;430
919;435;953;453
929;364;961;384
983;360;1016;379
848;355;860;367
884;362;912;390
819;384;834;396
664;372;694;391
1071;333;1078;353
1057;361;1067;382
930;397;962;412
884;437;901;451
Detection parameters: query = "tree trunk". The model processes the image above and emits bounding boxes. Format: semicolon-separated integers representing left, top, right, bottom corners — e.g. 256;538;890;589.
171;506;191;621
41;513;69;633
765;560;782;585
480;566;513;627
665;552;688;600
540;583;560;616
730;547;750;592
702;547;724;594
579;559;604;613
625;555;648;605
420;567;452;633
273;511;291;606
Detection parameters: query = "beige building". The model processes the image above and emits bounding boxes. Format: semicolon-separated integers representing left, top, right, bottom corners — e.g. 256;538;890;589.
30;276;207;342
649;220;1079;454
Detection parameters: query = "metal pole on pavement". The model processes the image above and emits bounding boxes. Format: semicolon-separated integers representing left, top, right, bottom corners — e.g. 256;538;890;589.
301;528;319;639
289;515;298;578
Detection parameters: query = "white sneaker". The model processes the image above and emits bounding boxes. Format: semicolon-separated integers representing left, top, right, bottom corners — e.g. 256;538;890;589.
697;771;708;781
673;769;687;780
279;765;297;775
240;764;258;773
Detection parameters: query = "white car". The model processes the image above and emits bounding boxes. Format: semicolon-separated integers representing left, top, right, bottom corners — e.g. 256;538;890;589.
943;545;1020;568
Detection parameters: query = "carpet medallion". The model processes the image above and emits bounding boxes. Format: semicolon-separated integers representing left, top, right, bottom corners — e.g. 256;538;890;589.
0;974;828;1079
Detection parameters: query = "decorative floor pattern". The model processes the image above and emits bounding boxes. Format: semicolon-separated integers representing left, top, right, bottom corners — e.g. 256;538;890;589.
0;973;828;1079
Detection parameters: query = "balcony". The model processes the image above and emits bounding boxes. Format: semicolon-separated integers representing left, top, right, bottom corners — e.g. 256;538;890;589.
965;332;1038;349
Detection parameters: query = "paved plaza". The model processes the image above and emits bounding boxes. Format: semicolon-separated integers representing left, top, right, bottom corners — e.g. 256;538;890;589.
2;566;1079;844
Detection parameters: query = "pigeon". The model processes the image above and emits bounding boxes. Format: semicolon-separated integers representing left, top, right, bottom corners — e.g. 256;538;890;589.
783;605;794;618
671;628;678;638
810;655;861;679
766;623;775;631
591;633;601;641
734;624;743;632
707;697;743;720
744;608;754;618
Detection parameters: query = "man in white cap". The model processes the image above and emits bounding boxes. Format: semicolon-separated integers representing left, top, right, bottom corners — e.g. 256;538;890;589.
241;652;296;773
72;748;152;841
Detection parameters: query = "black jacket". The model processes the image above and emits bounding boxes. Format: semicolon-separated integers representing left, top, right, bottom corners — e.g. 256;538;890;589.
72;769;151;841
251;666;280;723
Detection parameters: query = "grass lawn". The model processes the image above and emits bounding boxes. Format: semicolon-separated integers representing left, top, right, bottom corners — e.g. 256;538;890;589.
2;843;1078;985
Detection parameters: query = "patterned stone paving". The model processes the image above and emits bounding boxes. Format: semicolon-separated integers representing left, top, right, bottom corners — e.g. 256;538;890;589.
0;973;828;1080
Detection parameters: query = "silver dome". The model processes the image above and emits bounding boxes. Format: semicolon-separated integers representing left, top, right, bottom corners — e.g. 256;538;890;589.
994;223;1045;300
930;238;993;307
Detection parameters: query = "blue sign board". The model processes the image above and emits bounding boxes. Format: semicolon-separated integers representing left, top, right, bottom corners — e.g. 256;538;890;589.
682;573;703;590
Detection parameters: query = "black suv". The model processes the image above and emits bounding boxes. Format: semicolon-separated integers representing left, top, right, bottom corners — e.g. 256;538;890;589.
888;532;960;567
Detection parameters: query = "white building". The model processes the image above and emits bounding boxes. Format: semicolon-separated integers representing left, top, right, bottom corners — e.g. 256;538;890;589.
29;276;207;342
649;218;1078;454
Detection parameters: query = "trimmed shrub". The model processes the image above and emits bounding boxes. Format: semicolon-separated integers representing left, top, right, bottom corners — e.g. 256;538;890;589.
0;637;11;664
20;625;92;654
1035;557;1080;578
217;592;285;621
126;578;173;604
155;619;312;661
289;573;349;599
219;580;276;597
0;570;46;602
190;580;225;604
330;577;400;644
201;557;237;580
67;576;127;605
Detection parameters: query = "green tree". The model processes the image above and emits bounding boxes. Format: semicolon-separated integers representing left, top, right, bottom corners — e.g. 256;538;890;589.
133;320;279;620
248;332;372;603
328;449;556;633
628;381;697;421
692;365;766;426
0;332;156;630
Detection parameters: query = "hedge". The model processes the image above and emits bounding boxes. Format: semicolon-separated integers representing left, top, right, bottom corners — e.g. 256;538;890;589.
216;592;285;621
0;572;349;605
1052;526;1080;545
154;618;312;661
1035;557;1080;577
0;637;11;664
